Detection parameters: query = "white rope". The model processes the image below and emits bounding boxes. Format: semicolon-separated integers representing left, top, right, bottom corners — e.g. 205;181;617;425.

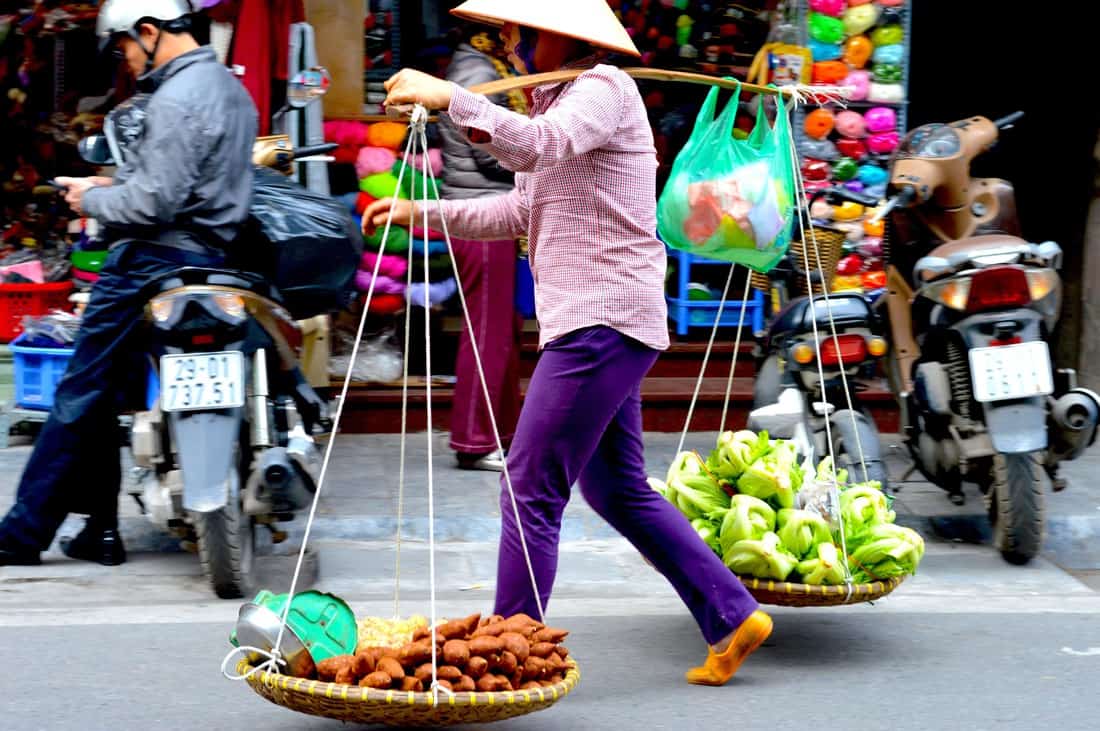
719;276;754;434
221;122;419;682
418;112;547;625
783;98;855;584
220;645;286;681
676;262;737;455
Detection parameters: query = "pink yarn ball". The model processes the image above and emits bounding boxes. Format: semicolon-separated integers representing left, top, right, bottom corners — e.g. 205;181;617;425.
809;0;845;17
412;148;444;177
323;120;369;147
835;110;867;139
356;146;398;178
867;131;900;154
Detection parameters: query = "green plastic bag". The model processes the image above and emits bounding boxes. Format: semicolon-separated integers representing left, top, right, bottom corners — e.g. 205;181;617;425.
657;82;796;274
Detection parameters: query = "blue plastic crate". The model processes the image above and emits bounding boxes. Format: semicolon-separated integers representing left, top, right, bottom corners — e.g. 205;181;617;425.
9;334;74;411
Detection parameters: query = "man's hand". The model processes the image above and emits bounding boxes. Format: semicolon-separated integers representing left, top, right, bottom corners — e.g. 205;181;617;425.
383;69;453;111
361;197;418;237
53;176;109;215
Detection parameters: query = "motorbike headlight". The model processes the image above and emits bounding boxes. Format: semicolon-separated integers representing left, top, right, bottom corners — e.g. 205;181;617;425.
213;292;247;320
1026;268;1060;302
150;295;176;323
923;277;971;311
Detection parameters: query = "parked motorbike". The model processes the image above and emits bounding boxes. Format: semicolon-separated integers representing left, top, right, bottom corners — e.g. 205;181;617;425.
76;70;354;597
877;111;1099;564
750;188;891;489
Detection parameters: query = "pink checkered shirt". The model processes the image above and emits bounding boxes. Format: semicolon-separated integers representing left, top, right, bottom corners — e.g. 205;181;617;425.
430;64;670;351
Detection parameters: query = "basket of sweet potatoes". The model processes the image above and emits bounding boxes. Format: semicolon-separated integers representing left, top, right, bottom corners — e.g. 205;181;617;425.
238;612;579;727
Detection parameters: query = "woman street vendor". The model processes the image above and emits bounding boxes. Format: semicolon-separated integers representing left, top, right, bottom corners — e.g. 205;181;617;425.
362;0;772;686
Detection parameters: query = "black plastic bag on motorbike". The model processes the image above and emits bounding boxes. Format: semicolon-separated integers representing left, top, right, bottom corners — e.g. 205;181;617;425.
239;167;362;319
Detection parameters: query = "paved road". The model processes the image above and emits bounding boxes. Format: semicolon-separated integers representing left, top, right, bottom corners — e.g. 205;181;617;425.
2;433;1100;729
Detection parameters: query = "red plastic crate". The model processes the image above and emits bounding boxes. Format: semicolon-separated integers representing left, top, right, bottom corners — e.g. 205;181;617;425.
0;282;75;343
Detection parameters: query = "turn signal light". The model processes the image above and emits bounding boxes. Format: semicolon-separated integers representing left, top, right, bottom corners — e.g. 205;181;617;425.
150;296;175;323
213;293;246;319
1025;268;1059;302
791;343;816;365
867;336;888;357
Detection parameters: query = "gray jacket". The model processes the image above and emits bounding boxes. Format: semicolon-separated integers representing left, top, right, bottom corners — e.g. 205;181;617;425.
84;46;258;247
439;44;515;200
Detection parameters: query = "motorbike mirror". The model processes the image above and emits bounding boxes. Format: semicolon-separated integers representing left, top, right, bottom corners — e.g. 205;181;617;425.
287;67;331;109
993;111;1024;130
78;135;115;166
913;255;953;282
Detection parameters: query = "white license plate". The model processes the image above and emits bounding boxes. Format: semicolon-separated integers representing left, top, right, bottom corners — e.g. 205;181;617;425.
160;351;245;412
968;341;1054;403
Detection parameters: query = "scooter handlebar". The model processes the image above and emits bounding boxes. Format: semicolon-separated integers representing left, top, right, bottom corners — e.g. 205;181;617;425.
993;111;1024;130
295;143;340;159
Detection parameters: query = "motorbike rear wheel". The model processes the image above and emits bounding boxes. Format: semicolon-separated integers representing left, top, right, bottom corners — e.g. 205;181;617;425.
193;469;257;599
989;452;1046;565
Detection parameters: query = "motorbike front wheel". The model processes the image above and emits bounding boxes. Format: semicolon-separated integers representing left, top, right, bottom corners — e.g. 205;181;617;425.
989;452;1046;565
192;470;256;599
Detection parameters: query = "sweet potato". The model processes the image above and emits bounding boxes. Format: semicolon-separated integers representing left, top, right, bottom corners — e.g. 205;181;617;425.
469;636;505;657
437;665;463;683
400;676;424;693
360;671;392;690
460;613;482;637
521;681;542;691
532;627;569;644
471;622;506;638
547;652;566;673
466;656;489;678
335;667;358;685
555;645;570;659
542;676;562;687
398;639;433;667
412;626;431;642
480;614;504;628
495;650;518;676
454;674;477;693
522;656;548;681
435;679;454;693
376;657;405;682
436;618;470;641
353;652;376;677
476;674;508;692
510;668;525;690
499;632;530;663
443;639;471;667
317;655;356;682
414;663;435;685
500;615;541;637
529;642;556;659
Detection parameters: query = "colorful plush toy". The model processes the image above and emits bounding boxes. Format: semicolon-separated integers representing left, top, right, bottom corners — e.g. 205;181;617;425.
867;131;900;154
843;70;871;101
808;12;846;44
837;138;869;160
872;43;904;65
864;106;897;133
843;35;874;68
835;110;868;138
843;4;880;35
804;108;836;139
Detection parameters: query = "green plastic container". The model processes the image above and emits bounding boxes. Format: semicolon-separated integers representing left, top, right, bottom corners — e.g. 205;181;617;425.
71;249;108;274
231;589;358;665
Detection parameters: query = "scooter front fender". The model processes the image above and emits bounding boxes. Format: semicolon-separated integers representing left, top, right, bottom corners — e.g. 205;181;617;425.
168;409;243;513
984;397;1047;454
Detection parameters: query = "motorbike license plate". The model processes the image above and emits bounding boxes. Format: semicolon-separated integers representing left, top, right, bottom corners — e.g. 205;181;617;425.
968;341;1054;403
160;351;245;412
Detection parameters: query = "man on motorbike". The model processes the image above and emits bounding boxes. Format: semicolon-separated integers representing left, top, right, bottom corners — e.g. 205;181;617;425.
0;0;257;567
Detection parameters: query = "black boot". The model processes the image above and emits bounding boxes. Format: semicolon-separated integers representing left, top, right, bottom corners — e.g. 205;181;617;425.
0;535;41;566
59;520;126;566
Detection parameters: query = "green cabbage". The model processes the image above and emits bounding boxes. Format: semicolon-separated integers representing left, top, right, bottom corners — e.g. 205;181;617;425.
848;523;925;582
815;456;849;487
647;477;670;499
736;440;802;509
840;484;896;545
797;542;847;585
665;451;729;520
717;494;777;558
706;430;771;483
776;508;834;559
723;531;799;581
691;517;722;555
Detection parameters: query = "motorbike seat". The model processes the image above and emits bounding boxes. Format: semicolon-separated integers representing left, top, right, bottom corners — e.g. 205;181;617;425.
916;234;1035;282
147;267;281;302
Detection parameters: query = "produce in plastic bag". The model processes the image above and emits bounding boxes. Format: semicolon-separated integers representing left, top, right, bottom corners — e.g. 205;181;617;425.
658;82;796;274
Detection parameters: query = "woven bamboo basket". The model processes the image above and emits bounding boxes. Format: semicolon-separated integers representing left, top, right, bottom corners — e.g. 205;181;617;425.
238;659;580;727
748;226;848;296
738;575;904;607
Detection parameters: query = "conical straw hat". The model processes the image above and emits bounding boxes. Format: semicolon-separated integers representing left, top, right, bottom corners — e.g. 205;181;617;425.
451;0;641;58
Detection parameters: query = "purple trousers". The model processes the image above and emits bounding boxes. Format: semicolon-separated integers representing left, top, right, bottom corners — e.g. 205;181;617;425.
449;237;522;455
494;326;758;645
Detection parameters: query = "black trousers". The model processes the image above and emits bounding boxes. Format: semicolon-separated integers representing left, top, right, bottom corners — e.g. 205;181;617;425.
0;242;224;551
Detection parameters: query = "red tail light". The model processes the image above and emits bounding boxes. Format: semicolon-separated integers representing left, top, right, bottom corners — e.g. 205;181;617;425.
966;266;1030;313
191;334;215;346
820;334;868;367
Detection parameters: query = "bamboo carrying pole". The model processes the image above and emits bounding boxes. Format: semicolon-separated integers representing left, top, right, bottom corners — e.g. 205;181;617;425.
469;67;795;97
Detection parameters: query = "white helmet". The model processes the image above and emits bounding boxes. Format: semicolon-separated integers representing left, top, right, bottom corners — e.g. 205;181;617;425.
96;0;195;45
